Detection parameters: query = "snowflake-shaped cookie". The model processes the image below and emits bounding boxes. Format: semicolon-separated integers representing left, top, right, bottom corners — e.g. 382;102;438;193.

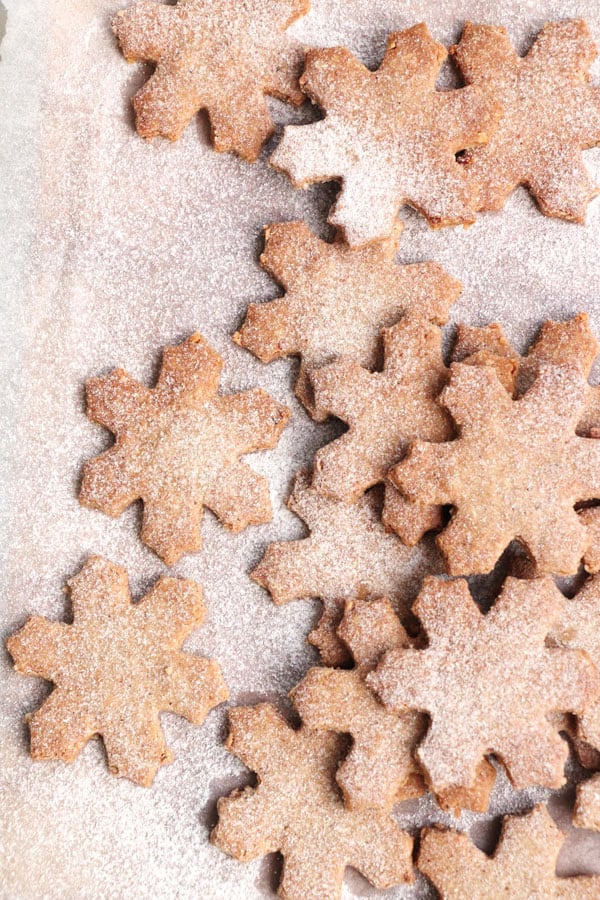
420;804;600;898
310;314;452;544
368;576;597;795
251;470;441;665
112;0;308;160
292;596;495;815
80;333;290;564
392;361;600;575
236;220;461;418
271;24;501;245
6;557;228;786
211;703;413;899
452;19;600;221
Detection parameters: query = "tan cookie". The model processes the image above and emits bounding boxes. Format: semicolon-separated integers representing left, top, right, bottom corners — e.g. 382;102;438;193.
251;470;441;665
368;576;597;796
575;774;600;831
271;24;501;245
211;703;413;900
310;314;452;545
550;575;600;756
235;220;461;419
80;333;289;565
452;20;600;222
582;507;600;573
292;596;495;815
6;557;228;786
419;804;600;898
392;361;600;575
112;0;308;161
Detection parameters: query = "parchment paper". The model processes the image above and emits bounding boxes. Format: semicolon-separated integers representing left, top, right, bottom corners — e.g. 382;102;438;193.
2;1;600;897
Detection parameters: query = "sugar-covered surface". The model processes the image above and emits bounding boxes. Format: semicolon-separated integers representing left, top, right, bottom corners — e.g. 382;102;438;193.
2;0;600;897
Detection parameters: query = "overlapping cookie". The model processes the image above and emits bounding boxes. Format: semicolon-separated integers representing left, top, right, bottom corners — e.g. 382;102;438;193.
236;221;461;418
292;596;495;815
452;19;600;222
420;804;600;898
392;360;600;575
310;314;452;545
6;557;228;786
251;470;441;664
271;24;501;245
211;703;413;900
112;0;308;160
368;576;598;797
80;333;289;564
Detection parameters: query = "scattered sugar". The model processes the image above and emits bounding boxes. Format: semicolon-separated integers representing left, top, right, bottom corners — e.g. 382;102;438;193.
2;0;600;898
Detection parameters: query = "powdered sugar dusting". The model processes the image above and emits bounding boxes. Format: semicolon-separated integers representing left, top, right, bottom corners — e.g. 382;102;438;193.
2;0;600;897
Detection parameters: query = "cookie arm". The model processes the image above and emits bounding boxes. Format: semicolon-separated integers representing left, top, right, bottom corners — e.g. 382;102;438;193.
6;617;71;681
165;655;229;724
205;462;273;530
208;88;274;163
112;1;176;63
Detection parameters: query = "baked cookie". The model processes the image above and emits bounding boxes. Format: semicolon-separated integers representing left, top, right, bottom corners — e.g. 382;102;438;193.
368;576;597;797
420;804;600;898
271;24;501;245
80;333;289;564
112;0;308;160
310;314;452;544
392;361;600;575
251;470;441;665
211;703;413;900
452;20;600;222
6;557;228;786
292;596;495;815
236;221;460;419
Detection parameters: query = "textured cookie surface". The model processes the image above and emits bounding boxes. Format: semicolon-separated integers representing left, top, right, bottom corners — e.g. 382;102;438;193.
575;774;600;831
551;575;600;756
368;576;597;795
271;24;501;245
79;333;289;564
392;361;600;575
236;221;460;418
211;703;413;900
419;804;600;898
311;315;452;544
292;596;495;815
452;19;600;221
112;0;308;160
251;470;441;664
6;557;228;786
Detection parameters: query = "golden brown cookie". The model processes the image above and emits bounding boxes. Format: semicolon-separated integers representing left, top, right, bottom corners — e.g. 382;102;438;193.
251;470;441;665
211;703;414;900
575;774;600;831
452;20;600;222
6;557;228;786
112;0;308;160
80;333;290;565
419;804;600;898
235;221;461;419
292;596;495;815
392;361;600;575
271;24;501;245
368;576;598;796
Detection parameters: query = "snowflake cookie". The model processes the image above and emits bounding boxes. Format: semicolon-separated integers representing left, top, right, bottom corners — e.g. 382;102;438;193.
80;333;290;564
6;557;228;786
211;703;413;900
271;24;501;245
113;0;308;160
